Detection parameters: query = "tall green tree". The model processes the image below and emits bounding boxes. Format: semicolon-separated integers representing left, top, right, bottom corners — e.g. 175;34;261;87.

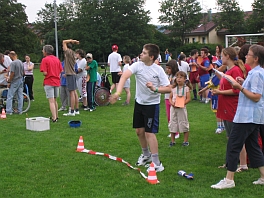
245;0;264;33
158;0;202;46
72;0;155;61
213;0;245;34
0;0;39;56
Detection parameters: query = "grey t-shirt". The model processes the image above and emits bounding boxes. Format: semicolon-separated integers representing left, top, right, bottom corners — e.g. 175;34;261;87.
10;59;24;83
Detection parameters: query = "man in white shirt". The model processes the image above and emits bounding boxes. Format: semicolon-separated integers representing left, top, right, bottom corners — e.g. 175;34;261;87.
108;45;122;95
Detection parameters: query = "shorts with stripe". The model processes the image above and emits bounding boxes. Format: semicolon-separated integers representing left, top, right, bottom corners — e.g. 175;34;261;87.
133;101;159;133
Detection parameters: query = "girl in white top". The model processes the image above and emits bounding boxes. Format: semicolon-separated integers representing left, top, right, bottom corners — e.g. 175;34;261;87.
169;71;192;146
178;54;190;80
75;49;87;108
122;55;131;105
23;55;34;100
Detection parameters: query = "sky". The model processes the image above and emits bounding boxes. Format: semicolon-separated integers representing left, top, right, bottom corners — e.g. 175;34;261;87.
16;0;254;24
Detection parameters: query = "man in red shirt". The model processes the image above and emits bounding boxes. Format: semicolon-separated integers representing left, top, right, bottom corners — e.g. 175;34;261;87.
40;45;62;122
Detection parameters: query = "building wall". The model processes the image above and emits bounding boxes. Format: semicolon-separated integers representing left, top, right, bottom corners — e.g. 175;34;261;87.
208;28;224;44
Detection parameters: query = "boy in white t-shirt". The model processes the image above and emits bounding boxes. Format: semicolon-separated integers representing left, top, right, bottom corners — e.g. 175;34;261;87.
110;44;171;172
108;44;122;96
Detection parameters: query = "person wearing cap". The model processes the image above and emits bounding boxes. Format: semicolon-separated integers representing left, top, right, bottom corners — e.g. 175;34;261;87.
85;53;98;111
108;44;122;98
5;51;24;115
62;39;80;116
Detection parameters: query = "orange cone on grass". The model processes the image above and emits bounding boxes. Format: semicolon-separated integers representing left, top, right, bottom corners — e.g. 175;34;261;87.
76;136;85;152
1;108;6;119
146;162;159;184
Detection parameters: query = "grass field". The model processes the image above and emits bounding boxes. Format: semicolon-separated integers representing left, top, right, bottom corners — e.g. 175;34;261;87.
0;68;263;198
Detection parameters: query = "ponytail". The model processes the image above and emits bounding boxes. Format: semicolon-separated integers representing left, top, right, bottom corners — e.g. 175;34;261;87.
235;59;247;78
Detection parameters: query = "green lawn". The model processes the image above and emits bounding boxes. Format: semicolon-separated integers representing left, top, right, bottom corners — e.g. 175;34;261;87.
0;68;263;198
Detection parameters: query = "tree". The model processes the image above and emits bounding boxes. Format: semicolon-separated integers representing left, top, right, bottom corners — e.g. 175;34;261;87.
0;0;39;56
245;0;264;33
158;0;202;46
213;0;245;34
71;0;155;61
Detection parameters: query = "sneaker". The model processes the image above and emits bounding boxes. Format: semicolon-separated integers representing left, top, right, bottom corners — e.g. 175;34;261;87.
253;178;264;185
84;107;90;111
135;154;152;166
167;133;171;138
90;108;96;112
6;112;12;115
182;142;189;146
175;133;180;139
58;107;66;111
122;101;129;106
205;99;210;104
169;142;175;147
211;178;235;189
215;127;222;134
147;162;164;173
75;111;80;115
63;112;75;116
118;97;121;101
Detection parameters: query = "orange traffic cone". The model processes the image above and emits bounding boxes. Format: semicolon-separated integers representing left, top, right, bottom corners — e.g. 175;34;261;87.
1;108;6;119
76;136;84;152
146;162;159;184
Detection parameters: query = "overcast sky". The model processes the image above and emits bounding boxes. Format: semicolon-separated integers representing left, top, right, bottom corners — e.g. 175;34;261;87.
16;0;254;24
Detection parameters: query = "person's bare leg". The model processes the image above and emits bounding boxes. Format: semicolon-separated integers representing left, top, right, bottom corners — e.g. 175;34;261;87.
136;128;148;148
49;98;56;120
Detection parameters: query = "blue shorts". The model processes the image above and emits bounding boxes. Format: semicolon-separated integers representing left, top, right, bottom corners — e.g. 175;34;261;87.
200;74;210;88
211;94;218;112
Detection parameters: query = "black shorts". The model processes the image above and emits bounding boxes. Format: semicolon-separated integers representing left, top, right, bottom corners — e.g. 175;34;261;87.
133;101;160;133
111;72;121;84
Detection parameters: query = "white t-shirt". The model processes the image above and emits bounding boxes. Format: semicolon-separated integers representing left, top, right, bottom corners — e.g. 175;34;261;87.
178;61;190;79
0;64;7;85
128;62;170;105
108;52;122;72
4;55;12;68
76;58;87;78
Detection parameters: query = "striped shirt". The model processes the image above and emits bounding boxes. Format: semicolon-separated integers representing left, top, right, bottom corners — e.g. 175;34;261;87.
128;62;170;105
234;66;264;124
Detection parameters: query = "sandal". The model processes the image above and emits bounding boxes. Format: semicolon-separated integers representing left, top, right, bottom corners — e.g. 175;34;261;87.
236;167;248;172
218;164;226;169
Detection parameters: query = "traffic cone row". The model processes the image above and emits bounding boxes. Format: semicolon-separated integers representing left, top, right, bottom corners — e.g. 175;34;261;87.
76;136;160;184
1;108;6;119
76;136;84;152
146;162;159;184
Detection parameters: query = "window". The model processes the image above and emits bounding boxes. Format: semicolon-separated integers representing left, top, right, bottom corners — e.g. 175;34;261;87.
202;37;206;44
192;38;196;43
185;38;189;44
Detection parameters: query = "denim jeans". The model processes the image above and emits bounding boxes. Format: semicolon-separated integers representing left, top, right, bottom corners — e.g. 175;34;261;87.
6;78;23;113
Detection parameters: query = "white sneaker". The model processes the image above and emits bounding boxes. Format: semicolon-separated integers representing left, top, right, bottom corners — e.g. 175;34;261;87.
167;133;171;138
211;178;235;189
205;99;210;104
215;127;222;134
253;178;264;185
175;133;180;139
147;162;164;173
118;97;121;101
135;154;152;166
75;111;80;115
58;107;66;111
63;112;75;116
